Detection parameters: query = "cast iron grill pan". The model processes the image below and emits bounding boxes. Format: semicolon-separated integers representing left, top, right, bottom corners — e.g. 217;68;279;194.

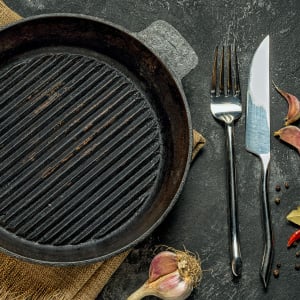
0;15;191;264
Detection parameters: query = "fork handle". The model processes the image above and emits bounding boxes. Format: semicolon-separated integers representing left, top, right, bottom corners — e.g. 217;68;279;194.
226;123;242;277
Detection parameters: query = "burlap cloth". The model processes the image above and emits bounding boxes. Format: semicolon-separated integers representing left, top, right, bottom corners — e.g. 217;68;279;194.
0;1;206;299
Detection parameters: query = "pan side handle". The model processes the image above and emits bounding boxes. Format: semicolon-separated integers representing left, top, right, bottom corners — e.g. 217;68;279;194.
0;1;22;27
135;20;198;81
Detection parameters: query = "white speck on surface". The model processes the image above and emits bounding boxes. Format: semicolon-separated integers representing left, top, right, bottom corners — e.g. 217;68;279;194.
24;0;46;10
257;0;272;10
279;28;290;34
257;0;264;8
149;0;170;10
176;0;189;6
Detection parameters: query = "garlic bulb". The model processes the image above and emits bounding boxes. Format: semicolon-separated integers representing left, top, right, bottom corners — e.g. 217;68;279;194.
127;249;202;300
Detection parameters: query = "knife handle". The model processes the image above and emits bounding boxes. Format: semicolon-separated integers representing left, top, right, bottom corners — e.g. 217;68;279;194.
226;124;242;277
259;155;274;288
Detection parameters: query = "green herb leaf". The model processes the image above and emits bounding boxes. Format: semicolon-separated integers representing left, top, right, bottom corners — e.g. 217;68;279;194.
287;207;300;226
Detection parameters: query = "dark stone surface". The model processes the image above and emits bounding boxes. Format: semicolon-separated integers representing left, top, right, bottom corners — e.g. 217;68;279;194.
5;0;300;299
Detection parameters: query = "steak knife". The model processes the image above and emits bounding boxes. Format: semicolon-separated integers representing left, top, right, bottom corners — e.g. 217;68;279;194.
246;35;274;288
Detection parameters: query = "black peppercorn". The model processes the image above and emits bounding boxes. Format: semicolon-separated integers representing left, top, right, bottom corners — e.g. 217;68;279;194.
276;263;281;268
274;197;280;205
295;264;300;271
284;182;289;189
296;251;300;258
275;184;281;192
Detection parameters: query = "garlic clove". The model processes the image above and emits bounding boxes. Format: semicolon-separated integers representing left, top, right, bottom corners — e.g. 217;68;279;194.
150;270;193;300
149;251;178;283
274;84;300;125
127;270;193;300
127;249;202;300
274;125;300;154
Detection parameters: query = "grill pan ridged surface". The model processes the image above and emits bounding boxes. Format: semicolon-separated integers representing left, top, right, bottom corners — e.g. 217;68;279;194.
0;52;162;246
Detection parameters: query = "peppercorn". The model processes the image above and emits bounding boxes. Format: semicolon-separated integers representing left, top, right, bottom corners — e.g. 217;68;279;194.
295;264;300;271
274;197;280;205
273;269;280;278
284;182;289;189
275;184;281;192
276;263;281;268
296;251;300;258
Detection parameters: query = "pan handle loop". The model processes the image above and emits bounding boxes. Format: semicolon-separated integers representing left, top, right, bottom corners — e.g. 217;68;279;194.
0;1;22;27
135;20;198;81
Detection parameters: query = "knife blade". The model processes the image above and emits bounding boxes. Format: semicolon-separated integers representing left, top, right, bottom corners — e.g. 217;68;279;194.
246;35;274;288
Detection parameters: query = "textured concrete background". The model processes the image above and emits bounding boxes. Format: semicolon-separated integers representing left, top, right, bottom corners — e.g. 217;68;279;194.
5;0;300;299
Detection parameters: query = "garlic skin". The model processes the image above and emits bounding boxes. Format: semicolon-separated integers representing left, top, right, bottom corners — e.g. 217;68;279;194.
128;270;193;300
274;85;300;125
127;249;202;300
155;271;192;299
149;251;178;282
274;125;300;154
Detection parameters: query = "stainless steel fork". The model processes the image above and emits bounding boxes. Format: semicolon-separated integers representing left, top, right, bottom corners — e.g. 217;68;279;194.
210;45;242;277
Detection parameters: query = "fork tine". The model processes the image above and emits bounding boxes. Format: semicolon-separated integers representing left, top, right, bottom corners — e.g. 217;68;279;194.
234;45;241;96
211;46;218;97
219;46;225;95
227;45;233;95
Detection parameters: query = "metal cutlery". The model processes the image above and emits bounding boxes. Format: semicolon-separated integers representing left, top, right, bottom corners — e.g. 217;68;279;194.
246;35;273;288
210;45;242;277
